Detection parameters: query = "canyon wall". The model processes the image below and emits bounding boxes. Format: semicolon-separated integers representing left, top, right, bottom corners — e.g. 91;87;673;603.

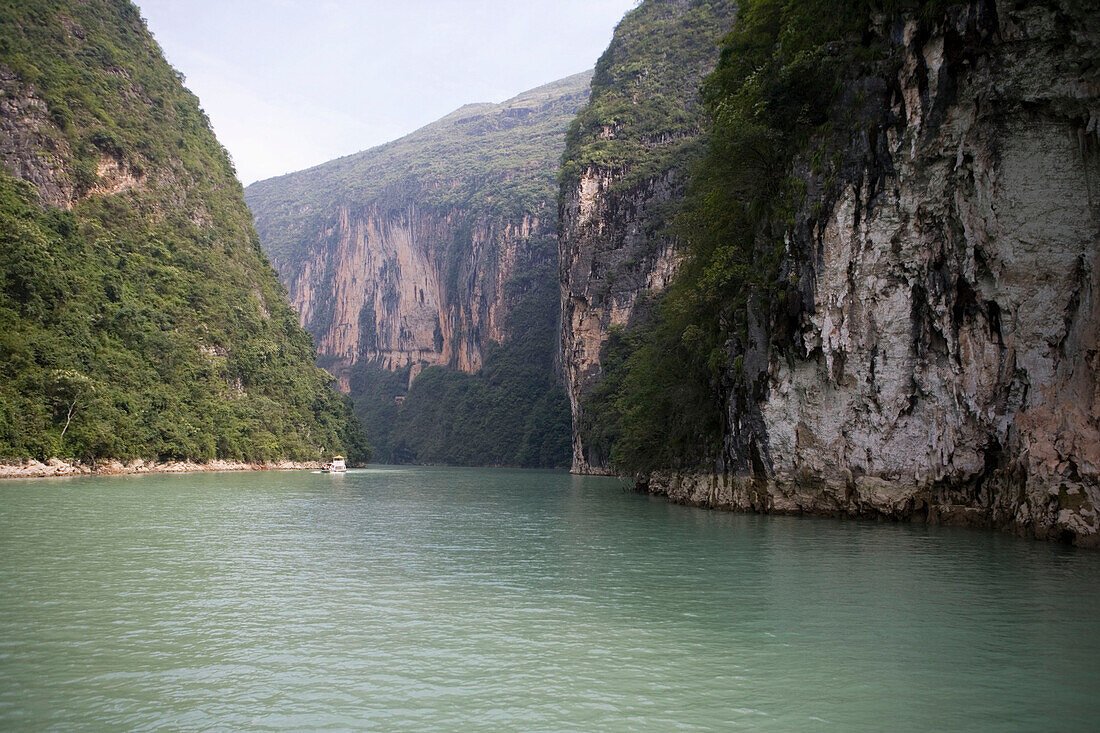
565;0;1100;545
246;73;588;465
281;204;543;390
559;0;737;472
665;1;1099;545
247;73;589;392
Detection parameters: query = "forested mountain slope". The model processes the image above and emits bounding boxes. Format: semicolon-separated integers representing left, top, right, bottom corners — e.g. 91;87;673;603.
246;73;591;467
0;0;369;464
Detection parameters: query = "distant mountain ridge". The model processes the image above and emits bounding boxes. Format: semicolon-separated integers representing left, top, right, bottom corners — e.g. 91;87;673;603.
245;72;591;467
248;71;592;277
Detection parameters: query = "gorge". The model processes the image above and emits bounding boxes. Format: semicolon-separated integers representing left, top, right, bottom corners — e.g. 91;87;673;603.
240;0;1099;546
245;73;590;467
2;1;1099;728
2;0;1096;548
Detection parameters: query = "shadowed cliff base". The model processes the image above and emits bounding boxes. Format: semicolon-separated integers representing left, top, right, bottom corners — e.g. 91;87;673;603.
639;470;1098;549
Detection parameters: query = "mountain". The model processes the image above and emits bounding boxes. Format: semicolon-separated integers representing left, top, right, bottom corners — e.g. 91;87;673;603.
0;0;369;464
560;0;1100;546
245;73;591;466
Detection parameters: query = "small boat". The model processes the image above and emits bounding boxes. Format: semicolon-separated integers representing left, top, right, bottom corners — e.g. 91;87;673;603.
321;455;347;473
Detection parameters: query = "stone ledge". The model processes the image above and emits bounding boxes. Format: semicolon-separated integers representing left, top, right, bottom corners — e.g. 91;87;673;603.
640;470;1099;549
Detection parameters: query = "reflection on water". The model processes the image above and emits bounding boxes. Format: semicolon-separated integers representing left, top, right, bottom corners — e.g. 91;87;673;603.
1;466;1097;730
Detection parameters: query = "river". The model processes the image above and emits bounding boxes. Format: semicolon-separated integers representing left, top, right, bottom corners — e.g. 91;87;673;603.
1;466;1097;730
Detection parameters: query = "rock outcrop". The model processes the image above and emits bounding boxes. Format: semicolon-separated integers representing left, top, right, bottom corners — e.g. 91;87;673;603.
0;69;75;208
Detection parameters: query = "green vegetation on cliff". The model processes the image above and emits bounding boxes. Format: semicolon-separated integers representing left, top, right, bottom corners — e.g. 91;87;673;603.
246;72;592;271
0;0;369;463
560;0;736;192
579;0;913;473
246;74;588;469
351;252;571;467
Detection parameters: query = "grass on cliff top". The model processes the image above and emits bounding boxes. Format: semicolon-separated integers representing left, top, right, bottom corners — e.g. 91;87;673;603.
559;0;738;193
0;0;370;463
244;70;593;269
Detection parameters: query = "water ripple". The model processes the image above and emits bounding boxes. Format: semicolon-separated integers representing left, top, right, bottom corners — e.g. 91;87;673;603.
1;467;1098;730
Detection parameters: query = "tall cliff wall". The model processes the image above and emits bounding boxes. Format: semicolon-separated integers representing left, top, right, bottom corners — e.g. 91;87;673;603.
246;73;589;466
566;0;1100;546
284;204;544;386
660;0;1099;546
559;0;737;473
247;73;589;389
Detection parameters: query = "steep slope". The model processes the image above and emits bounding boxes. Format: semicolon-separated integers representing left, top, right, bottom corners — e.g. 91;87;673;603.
558;0;737;473
0;0;369;464
245;73;589;466
569;0;1100;545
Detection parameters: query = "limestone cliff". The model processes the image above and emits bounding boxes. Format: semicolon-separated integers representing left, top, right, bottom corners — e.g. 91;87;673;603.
559;0;737;473
576;0;1099;546
283;204;545;389
693;1;1100;546
246;73;590;391
245;73;588;466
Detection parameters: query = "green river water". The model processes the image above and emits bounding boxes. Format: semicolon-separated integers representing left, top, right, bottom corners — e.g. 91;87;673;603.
0;466;1097;730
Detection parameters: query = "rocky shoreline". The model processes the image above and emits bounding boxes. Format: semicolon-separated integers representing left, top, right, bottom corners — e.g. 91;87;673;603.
638;471;1099;549
0;458;325;480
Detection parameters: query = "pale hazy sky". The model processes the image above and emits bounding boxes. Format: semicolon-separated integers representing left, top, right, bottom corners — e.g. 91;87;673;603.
133;1;639;185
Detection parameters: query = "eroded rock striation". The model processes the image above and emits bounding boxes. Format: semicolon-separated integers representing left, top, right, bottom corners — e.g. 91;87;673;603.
280;205;543;389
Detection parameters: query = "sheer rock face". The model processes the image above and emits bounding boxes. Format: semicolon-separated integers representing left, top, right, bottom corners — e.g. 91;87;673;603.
276;206;541;392
644;3;1100;546
0;69;74;208
559;0;735;474
560;167;682;472
247;72;591;393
